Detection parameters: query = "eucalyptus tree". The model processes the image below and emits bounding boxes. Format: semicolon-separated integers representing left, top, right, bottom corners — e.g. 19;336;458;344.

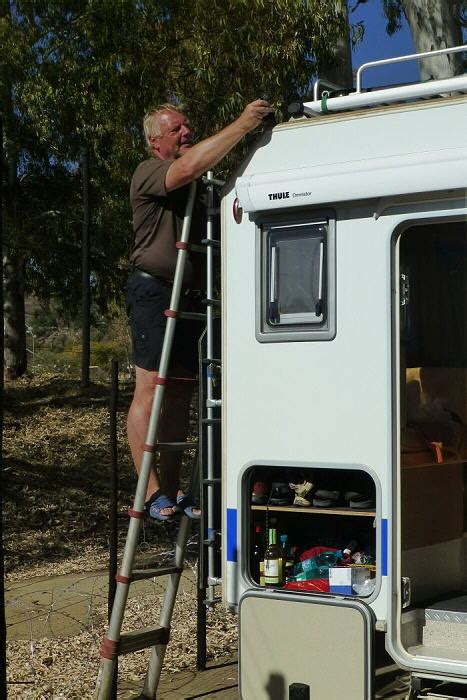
1;0;345;379
382;0;466;79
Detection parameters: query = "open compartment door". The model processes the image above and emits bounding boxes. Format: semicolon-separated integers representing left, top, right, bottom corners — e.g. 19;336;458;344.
239;589;374;700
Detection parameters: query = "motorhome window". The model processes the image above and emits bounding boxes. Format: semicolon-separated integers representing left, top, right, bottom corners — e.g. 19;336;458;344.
267;223;326;326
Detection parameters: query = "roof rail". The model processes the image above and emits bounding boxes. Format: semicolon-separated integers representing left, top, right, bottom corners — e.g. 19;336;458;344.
304;44;467;117
356;44;467;92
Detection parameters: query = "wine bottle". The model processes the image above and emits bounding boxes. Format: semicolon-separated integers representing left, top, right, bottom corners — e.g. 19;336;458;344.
251;524;264;584
264;528;284;587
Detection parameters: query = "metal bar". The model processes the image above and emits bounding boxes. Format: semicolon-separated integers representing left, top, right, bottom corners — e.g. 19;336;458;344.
197;329;208;671
96;181;197;699
108;359;119;700
313;78;344;101
356;43;467;92
205;171;218;605
143;515;193;696
303;74;467;116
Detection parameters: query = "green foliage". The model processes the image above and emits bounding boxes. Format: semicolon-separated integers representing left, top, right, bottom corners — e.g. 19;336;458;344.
2;0;344;319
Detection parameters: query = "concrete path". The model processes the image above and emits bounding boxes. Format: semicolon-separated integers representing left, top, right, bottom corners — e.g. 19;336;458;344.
6;570;408;699
6;568;196;640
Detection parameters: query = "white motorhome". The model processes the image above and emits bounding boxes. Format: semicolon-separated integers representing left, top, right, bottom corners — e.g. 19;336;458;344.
221;48;467;699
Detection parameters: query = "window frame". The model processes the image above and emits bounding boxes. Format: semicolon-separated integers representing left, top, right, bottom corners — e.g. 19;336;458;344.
255;209;337;343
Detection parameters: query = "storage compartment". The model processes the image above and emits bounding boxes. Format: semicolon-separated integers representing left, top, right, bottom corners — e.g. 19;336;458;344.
247;465;377;597
239;590;374;699
398;219;467;665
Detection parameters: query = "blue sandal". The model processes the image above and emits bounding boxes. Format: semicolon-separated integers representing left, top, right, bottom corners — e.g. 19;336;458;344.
175;494;201;520
145;492;176;522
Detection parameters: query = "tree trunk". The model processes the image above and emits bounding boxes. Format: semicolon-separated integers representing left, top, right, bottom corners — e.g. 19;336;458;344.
317;0;353;89
81;145;91;388
402;0;464;80
3;248;27;379
2;81;27;380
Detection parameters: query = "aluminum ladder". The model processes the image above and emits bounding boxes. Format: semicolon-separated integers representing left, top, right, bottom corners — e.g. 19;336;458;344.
96;180;202;699
196;172;224;668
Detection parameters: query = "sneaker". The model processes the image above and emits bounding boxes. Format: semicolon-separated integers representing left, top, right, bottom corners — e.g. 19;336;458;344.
348;493;375;510
251;479;269;505
269;481;293;505
312;489;340;507
289;479;314;507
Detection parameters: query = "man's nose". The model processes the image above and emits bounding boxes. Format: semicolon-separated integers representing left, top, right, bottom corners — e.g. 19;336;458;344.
181;124;191;137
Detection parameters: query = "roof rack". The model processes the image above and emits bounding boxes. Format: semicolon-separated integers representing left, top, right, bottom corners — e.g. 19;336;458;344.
303;44;467;117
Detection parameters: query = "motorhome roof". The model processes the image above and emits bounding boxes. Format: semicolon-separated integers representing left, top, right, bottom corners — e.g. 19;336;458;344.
302;44;467;118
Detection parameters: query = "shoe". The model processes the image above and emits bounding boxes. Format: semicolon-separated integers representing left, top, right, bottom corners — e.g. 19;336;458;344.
348;493;375;510
175;493;201;519
251;479;270;505
269;481;293;505
312;489;340;507
145;492;176;522
289;480;314;507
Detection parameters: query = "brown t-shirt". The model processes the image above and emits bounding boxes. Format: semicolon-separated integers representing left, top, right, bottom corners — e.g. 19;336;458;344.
129;157;205;285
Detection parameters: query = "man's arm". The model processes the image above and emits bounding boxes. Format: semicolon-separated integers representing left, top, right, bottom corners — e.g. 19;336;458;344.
165;99;272;192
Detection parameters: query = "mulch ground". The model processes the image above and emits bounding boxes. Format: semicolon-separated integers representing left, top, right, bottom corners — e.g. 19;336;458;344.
3;372;237;698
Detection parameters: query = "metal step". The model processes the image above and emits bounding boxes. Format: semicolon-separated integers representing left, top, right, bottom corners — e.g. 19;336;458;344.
201;175;225;187
131;565;182;581
179;311;207;321
202;357;221;366
201;238;220;248
202;477;221;485
201;417;221;425
157;440;197;452
119;625;170;655
203;597;222;606
203;298;221;307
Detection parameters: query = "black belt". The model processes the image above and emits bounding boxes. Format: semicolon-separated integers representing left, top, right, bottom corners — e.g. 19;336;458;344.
131;268;172;286
131;268;203;295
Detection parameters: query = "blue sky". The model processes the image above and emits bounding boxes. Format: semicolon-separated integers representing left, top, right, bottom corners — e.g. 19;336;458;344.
349;1;419;87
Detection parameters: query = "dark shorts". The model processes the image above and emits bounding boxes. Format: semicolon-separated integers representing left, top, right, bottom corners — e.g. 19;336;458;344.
125;270;204;375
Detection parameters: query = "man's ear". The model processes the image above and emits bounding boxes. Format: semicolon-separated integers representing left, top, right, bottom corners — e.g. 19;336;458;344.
148;135;160;154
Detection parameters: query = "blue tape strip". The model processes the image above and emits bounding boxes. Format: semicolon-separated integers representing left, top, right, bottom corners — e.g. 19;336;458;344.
226;508;237;562
381;518;388;576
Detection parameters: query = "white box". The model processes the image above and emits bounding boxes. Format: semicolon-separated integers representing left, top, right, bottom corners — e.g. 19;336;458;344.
329;567;371;595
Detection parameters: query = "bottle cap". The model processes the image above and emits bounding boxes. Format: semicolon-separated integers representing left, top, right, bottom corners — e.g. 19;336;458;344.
280;534;287;543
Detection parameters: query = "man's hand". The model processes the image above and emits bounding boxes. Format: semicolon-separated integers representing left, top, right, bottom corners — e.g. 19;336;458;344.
236;99;274;133
165;99;274;191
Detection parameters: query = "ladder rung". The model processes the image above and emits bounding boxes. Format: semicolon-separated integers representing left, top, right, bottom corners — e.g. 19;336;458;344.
157;440;197;452
202;477;221;485
202;357;221;366
201;238;220;248
189;243;207;254
179;311;207;321
119;625;170;655
201;175;225;187
203;597;222;606
202;298;221;307
202;417;221;425
131;565;182;581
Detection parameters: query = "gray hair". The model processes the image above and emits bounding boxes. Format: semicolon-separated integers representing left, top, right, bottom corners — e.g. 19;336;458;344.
143;103;185;152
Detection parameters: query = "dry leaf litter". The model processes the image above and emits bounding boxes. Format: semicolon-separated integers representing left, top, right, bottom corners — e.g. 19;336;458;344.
4;373;237;698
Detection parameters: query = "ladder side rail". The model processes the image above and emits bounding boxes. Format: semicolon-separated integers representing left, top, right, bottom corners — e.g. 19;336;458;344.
205;171;221;599
96;181;197;699
356;43;467;92
143;515;194;697
196;329;208;670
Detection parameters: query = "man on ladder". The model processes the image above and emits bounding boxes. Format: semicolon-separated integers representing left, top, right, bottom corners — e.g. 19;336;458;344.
126;98;273;522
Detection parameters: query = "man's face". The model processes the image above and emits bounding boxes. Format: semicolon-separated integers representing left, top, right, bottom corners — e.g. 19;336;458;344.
150;110;193;160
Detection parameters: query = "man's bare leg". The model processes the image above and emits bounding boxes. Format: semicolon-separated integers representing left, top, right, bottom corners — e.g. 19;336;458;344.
127;364;199;516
